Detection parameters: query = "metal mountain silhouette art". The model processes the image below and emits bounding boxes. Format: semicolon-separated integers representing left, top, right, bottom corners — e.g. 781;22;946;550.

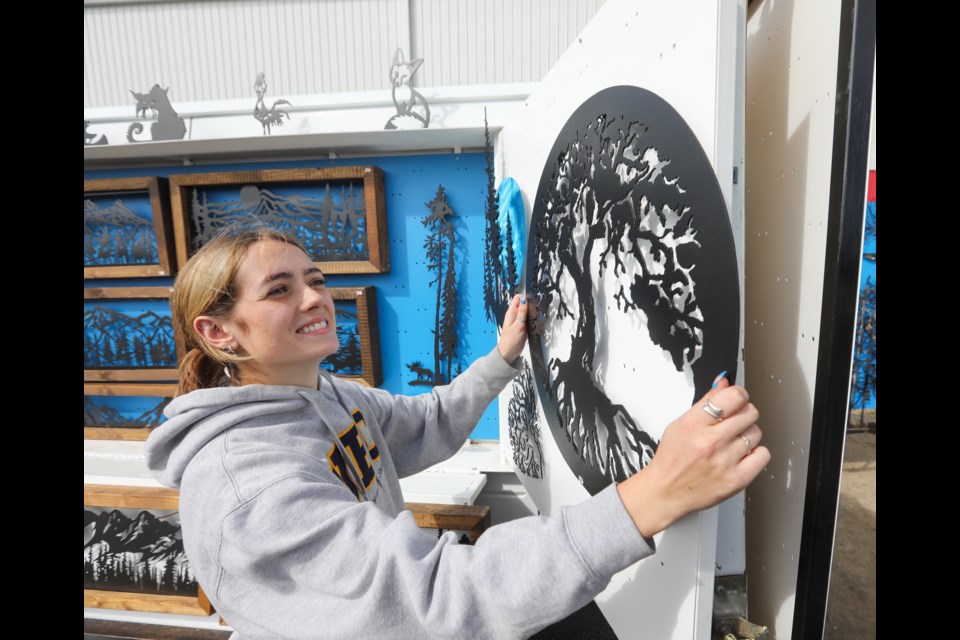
84;306;176;368
320;306;362;375
190;183;368;262
84;508;197;595
84;400;127;426
84;200;153;230
84;396;169;428
84;199;159;267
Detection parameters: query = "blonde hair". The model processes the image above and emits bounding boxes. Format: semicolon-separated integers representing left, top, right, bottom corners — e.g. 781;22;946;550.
172;225;308;395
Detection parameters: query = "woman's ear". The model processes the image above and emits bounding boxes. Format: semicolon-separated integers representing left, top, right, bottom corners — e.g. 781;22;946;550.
194;316;236;351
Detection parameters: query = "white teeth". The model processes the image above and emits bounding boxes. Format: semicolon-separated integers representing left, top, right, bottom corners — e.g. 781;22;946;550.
298;320;328;334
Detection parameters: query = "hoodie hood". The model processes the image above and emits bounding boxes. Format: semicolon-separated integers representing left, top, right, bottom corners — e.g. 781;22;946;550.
145;384;318;488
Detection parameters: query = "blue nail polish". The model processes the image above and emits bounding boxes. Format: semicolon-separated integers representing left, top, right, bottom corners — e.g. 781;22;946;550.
521;294;527;304
712;371;728;389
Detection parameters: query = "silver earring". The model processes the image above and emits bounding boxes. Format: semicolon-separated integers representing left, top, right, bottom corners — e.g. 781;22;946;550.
221;345;237;381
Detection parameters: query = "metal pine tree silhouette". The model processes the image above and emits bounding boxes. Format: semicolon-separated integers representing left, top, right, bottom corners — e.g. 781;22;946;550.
409;185;459;386
482;110;508;323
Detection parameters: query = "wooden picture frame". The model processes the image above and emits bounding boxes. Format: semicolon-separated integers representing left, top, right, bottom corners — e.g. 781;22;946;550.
84;287;181;382
324;287;382;387
84;177;175;279
169;167;390;274
84;383;178;441
84;484;213;616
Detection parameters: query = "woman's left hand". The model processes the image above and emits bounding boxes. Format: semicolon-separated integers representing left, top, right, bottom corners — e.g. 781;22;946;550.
497;294;533;363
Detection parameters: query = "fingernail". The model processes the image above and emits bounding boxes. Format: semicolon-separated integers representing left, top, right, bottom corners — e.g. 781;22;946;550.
520;294;527;304
712;371;728;389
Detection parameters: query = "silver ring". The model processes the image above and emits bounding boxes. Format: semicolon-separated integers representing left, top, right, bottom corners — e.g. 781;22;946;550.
740;434;753;454
703;399;724;421
517;315;527;323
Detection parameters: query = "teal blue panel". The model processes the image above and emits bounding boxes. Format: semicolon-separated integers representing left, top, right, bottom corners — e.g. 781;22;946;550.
86;153;502;439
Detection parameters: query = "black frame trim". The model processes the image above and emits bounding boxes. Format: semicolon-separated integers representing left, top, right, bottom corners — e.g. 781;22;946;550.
793;0;876;637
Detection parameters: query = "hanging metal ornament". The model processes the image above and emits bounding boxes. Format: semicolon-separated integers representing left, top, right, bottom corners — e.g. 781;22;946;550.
253;72;292;135
385;48;430;130
126;85;186;142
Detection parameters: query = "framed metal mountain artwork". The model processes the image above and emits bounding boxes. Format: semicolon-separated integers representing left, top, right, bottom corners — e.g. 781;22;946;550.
84;177;175;279
84;484;213;616
169;167;389;274
321;287;382;388
84;287;180;383
84;382;177;441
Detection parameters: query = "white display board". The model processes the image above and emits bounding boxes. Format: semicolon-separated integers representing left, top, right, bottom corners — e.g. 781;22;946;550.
743;0;848;637
497;0;745;637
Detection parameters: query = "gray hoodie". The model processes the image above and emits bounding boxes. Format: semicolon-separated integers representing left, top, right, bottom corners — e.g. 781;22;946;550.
145;349;654;639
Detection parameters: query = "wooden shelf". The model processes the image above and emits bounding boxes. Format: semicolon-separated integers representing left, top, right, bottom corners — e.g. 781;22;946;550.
84;484;179;510
84;590;212;617
405;502;492;543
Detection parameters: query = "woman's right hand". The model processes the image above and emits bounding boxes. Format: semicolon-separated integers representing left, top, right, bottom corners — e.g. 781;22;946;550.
497;294;534;363
616;377;770;539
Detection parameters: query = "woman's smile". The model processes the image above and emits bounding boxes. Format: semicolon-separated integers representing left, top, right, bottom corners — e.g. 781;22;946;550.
297;318;332;334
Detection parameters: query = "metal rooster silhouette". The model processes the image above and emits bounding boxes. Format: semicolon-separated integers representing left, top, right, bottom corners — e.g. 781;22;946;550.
253;72;292;135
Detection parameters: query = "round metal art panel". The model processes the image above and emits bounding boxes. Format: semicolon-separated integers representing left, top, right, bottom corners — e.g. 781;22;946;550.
527;85;740;495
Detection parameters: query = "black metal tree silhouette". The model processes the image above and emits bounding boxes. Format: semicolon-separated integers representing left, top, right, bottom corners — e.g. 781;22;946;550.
482;110;523;325
528;86;740;493
408;186;460;386
483;111;507;323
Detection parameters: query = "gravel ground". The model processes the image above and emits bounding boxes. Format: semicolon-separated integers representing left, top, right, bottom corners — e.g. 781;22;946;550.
823;427;876;640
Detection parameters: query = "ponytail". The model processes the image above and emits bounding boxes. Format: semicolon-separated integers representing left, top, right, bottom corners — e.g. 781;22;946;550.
177;347;227;396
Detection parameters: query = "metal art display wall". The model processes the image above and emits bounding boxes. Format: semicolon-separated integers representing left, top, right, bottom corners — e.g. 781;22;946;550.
85;152;499;438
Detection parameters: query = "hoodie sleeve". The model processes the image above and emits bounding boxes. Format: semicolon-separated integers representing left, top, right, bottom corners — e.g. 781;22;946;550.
358;348;521;477
213;476;653;640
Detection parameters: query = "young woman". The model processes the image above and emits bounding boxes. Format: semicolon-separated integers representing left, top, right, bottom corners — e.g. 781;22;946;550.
146;225;769;639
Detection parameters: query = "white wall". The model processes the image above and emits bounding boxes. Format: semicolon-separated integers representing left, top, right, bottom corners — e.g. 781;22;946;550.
84;0;605;109
410;0;605;87
743;0;845;636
